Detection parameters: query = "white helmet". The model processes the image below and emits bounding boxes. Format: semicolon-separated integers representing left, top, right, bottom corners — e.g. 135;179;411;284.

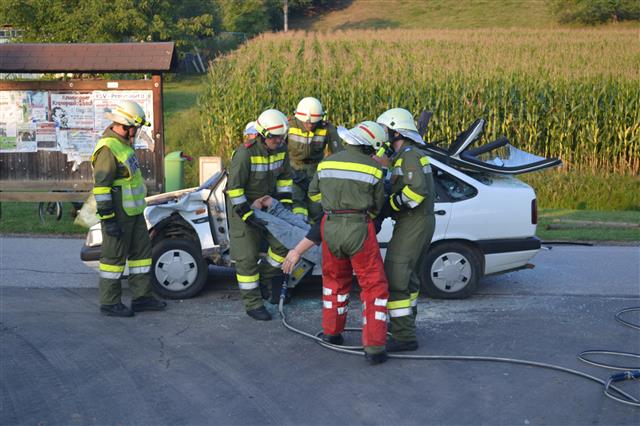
104;100;150;127
376;107;423;145
255;109;289;137
294;97;324;124
337;121;388;147
243;121;257;136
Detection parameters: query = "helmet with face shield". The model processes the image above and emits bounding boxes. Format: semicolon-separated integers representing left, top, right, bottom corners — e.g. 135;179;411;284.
376;108;424;145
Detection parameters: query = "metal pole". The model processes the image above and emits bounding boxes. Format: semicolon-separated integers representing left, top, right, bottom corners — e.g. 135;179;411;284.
284;0;288;32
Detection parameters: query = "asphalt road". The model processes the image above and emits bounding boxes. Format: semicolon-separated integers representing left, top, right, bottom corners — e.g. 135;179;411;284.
1;236;639;425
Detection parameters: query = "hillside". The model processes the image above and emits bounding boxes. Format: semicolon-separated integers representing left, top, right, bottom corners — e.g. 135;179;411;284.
290;0;558;30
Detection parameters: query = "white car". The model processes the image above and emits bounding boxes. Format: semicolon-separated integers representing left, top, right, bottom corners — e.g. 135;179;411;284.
81;118;561;299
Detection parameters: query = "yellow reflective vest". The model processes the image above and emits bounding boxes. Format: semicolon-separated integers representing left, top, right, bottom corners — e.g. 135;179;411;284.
91;136;147;216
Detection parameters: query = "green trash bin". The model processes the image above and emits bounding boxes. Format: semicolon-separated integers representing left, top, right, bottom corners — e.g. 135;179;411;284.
164;151;188;192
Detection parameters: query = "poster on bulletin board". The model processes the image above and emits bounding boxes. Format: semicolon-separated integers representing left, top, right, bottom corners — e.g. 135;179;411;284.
0;89;154;162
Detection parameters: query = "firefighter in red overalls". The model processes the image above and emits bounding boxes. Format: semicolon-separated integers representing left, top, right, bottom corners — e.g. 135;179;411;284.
282;121;390;365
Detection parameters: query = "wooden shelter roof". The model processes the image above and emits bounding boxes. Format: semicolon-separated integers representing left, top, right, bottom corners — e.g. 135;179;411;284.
0;42;176;73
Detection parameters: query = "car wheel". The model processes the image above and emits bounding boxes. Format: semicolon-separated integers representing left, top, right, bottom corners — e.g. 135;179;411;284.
420;242;481;299
151;238;208;299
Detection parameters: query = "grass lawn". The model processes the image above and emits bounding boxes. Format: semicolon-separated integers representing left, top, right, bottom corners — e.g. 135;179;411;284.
0;202;87;236
163;75;207;186
537;209;640;243
291;0;555;30
164;75;205;116
291;0;640;31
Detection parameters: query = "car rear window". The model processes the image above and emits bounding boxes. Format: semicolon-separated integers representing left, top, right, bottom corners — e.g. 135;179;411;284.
433;167;477;202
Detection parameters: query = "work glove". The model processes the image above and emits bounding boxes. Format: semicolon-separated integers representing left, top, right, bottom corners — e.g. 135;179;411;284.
236;203;267;230
102;217;123;238
389;191;416;213
378;199;394;221
246;214;268;230
291;170;310;193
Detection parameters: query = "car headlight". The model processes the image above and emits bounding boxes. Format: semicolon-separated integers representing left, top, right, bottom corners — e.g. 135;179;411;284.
85;226;103;247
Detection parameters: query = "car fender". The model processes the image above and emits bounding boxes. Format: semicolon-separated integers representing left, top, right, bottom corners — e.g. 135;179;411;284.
145;189;215;251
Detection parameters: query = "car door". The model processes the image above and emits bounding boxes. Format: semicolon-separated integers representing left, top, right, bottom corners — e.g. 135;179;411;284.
430;165;462;242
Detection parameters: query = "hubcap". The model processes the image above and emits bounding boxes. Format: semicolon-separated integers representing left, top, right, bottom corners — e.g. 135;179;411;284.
431;251;472;293
155;249;198;292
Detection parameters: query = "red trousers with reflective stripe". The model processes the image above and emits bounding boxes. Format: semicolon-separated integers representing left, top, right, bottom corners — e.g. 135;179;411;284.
321;217;389;348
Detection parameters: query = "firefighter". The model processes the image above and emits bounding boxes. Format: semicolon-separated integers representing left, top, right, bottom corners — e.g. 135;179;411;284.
92;101;167;317
287;97;342;221
376;108;435;352
282;121;390;365
243;121;258;141
226;109;294;321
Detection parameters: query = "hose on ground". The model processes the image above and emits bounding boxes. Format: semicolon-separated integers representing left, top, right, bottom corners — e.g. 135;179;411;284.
278;288;639;407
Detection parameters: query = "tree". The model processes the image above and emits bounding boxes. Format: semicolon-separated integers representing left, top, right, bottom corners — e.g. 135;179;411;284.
216;0;272;34
0;0;219;49
548;0;640;24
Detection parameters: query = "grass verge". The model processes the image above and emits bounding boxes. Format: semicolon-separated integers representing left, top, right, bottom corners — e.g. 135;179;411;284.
163;75;206;187
522;171;639;211
537;209;640;243
0;202;87;236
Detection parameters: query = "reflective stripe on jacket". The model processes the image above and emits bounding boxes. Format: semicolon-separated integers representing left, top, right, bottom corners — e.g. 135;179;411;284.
287;118;342;170
308;145;385;218
390;144;435;214
91;136;147;216
226;138;292;206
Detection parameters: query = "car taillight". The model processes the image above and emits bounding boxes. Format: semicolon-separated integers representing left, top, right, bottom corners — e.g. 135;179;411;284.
531;199;537;225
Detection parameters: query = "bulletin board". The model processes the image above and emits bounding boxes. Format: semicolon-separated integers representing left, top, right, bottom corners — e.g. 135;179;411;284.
0;78;165;201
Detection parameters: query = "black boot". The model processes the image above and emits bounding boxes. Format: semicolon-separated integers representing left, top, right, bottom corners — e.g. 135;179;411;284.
247;306;272;321
386;338;419;352
131;296;167;312
100;302;134;317
321;333;344;345
365;351;388;365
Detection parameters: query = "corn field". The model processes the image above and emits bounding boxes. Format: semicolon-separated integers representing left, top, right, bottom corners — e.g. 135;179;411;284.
198;28;639;208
